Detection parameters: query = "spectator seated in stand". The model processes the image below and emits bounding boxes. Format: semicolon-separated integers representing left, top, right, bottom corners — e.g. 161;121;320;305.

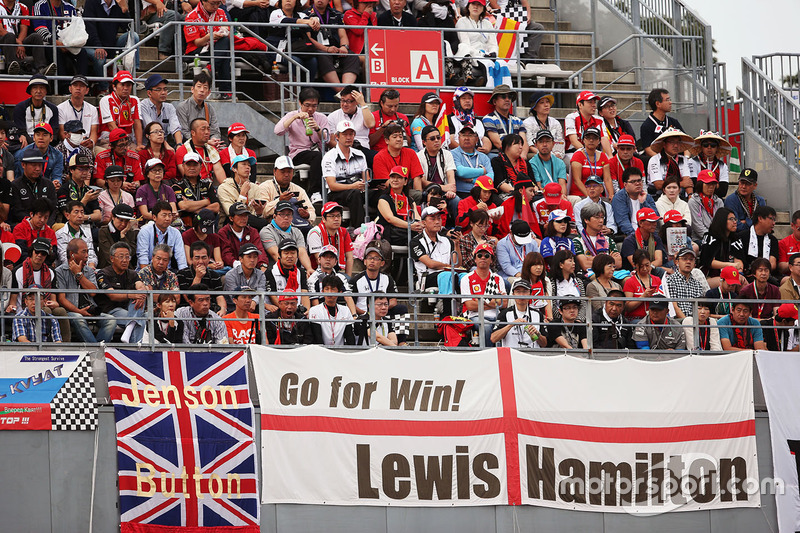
495;219;538;286
265;238;311;310
223;242;267;309
307;244;355;312
548;249;586;322
529;129;567;192
32;0;89;92
524;93;565;162
585;253;622;312
321;119;369;228
573;202;621;273
598;96;635;156
175;118;226;185
573;176;618;237
369;89;411;152
482;85;527;158
547;298;588;349
260;155;316;232
688;170;724;242
181;208;225;271
175;283;229;344
717;300;766;351
217;154;264;227
307;201;354;276
778;209;800;275
496;179;538;239
177;240;226;314
140;0;179;60
454;209;496;271
136;158;178;222
563;91;609;163
731;205;778;274
690;131;731;197
309;274;356;345
491;133;533;197
0;4;53;77
13;75;59;145
539;210;574;267
11;148;59;229
632;295;686;350
260;200;314;272
411;205;457;296
327;86;376;165
217;201;269;269
218;123;256;180
274;88;328;202
699;208;744;288
780;253;800;302
136;200;188;270
416;124;458;214
531;182;573;239
682;299;721;351
13;287;62;343
760;303;800;352
590;288;634;349
12;198;57;261
372;122;423;200
451;124;493;198
607;134;643;195
138;121;177;184
56;122;95;179
152;293;182;343
139;75;183;147
455;175;500;232
375;165;423;247
739;258;780;320
664;246;705;320
655;175;691;227
704;265;741;320
175;72;223;143
490;278;548;348
646;127;693;195
97;165;136;223
724;167;765;232
183;0;234;98
377;0;415;27
569;126;612;202
13;123;62;188
620;208;667;273
55;201;98;269
623;249;661;321
223;287;260;345
94;128;145;192
84;0;140;92
639;88;684;159
306;0;362;89
95;241;146;343
97;203;138;269
98;71;142;147
354;292;398;346
265;292;315;345
611;166;656;236
459;242;507;345
172;152;220;228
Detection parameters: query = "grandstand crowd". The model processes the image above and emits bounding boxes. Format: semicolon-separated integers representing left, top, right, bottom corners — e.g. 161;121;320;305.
0;34;797;348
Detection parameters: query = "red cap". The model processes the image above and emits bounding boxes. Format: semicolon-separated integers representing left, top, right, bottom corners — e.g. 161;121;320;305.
109;128;128;143
468;0;487;5
473;242;495;256
544;182;562;205
278;292;298;302
475;175;496;191
636;207;660;223
228;123;249;136
33;123;53;136
720;265;741;285
577;90;599;103
697;169;718;183
663;210;684;224
617;134;636;147
389;165;409;178
321;202;344;216
113;70;134;85
776;303;799;321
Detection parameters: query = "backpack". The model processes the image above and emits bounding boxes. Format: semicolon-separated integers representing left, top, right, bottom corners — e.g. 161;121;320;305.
352;221;384;260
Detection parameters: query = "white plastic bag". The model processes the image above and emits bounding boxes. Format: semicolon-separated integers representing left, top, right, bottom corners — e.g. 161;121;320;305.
121;24;136;73
58;15;88;55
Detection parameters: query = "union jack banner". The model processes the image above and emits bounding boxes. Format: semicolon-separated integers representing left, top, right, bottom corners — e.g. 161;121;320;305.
106;349;259;533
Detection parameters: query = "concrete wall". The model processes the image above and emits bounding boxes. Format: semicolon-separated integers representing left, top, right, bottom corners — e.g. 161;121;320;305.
0;409;779;532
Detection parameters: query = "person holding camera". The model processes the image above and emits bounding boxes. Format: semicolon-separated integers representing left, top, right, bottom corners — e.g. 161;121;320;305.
260;155;316;232
321;120;369;228
260;200;315;272
175;283;229;344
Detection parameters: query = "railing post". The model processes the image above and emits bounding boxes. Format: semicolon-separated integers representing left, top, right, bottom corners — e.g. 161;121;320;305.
704;24;716;130
586;300;593;357
147;291;155;349
692;299;699;352
35;290;42;349
630;0;641;27
671;0;683;103
478;296;485;349
369;295;376;346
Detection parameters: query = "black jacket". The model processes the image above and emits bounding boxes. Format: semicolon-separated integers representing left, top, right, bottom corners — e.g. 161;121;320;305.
265;309;315;345
591;308;635;350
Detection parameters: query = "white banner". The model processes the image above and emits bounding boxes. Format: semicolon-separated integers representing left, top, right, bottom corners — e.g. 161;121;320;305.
252;346;759;512
756;350;800;532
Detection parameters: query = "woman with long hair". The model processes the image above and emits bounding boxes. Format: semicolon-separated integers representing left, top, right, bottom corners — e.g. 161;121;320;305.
376;166;423;246
455;175;500;231
452;0;500;86
586;253;623;311
623;249;662;320
97;166;135;224
539;210;574;267
569;127;612;198
138;121;176;183
497;179;538;238
523;92;565;160
687;170;724;241
491;133;535;195
690;131;731;196
410;93;449;151
521;251;552;321
549;249;586;322
699;207;744;288
458;209;499;271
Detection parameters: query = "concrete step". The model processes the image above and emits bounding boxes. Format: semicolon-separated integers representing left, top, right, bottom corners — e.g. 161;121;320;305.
541;33;592;46
582;71;637;84
539;44;597;61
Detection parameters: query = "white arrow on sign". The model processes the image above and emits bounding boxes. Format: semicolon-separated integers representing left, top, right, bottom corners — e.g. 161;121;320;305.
370;43;384;56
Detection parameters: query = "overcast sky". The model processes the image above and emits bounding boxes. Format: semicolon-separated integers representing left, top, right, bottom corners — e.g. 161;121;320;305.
683;0;798;90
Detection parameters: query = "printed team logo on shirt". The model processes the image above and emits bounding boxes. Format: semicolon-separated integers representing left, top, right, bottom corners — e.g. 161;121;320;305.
472;283;481;293
113;107;119;115
20;188;27;195
654;125;663;133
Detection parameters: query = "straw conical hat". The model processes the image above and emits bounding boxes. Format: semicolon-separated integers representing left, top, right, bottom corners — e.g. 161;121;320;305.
649;127;695;153
689;130;732;157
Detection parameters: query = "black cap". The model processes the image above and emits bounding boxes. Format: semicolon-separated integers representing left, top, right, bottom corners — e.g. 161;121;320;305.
104;165;125;180
278;238;298;252
275;200;294;213
582;127;602;139
69;74;89;87
239;243;259;256
21;146;46;164
228;202;249;216
535;129;554;142
559;299;581;309
64;120;85;133
739;168;758;183
598;96;617;109
112;204;135;220
195;208;217;234
31;238;51;253
648;295;669;310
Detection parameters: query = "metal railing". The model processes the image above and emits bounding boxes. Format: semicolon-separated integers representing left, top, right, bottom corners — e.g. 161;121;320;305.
739;56;800;175
752;53;800;93
5;287;794;355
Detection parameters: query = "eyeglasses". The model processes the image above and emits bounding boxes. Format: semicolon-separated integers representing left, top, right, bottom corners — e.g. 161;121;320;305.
341;99;356;104
476;253;492;259
426;135;441;141
32;250;48;256
114;254;131;259
374;302;390;307
149;129;165;135
326;213;343;219
495;94;513;100
700;142;719;148
301;102;319;109
727;216;737;222
627;178;643;184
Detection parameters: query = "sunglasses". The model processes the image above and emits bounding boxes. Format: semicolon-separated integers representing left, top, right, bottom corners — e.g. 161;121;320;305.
476;252;492;259
700;141;719;148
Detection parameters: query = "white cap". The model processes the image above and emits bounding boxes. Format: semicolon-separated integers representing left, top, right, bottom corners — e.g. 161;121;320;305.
183;152;202;163
336;120;356;134
274;155;294;170
421;206;441;218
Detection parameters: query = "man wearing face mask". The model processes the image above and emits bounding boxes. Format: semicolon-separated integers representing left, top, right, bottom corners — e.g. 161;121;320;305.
56;122;94;181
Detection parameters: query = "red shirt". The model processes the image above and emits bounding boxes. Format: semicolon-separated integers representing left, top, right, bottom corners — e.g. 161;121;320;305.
94;149;145;184
569;150;610;196
223;311;259;344
12;218;57;257
0;2;30;35
372;147;423;181
181;228;221;251
99;92;140;134
496;196;539;239
369;110;411;151
623;273;662;319
184;3;228;54
609;155;644;190
175;143;220;182
138;147;177;183
779;234;800;263
343;8;376;54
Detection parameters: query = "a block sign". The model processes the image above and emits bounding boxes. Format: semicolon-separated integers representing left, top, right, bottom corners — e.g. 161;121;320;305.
367;29;443;102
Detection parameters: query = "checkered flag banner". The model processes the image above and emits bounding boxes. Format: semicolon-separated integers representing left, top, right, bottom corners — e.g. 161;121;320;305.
51;353;97;431
391;312;411;337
